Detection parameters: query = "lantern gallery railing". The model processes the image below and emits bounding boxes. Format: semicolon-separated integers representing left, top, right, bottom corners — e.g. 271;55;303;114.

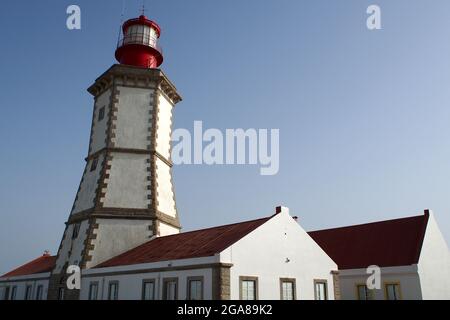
117;32;163;55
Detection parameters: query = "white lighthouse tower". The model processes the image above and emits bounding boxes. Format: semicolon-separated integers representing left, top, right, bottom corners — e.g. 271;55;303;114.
48;14;182;299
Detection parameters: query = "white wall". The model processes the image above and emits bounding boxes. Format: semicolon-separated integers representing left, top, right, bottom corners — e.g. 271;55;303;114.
54;220;90;273
220;207;338;300
81;257;216;300
155;93;173;160
155;157;177;217
418;212;450;299
86;218;154;269
90;89;111;154
102;153;150;209
71;154;104;214
114;86;153;150
0;273;50;300
339;266;422;300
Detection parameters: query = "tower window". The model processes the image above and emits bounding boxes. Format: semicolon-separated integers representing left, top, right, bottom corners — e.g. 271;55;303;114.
98;106;106;121
72;223;81;239
90;157;98;172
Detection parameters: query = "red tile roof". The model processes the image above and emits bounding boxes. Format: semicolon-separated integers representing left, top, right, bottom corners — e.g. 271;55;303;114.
308;212;430;270
1;254;56;278
96;215;274;268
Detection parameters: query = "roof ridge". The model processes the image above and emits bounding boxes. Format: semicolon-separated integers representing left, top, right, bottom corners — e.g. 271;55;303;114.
309;213;425;234
412;212;430;263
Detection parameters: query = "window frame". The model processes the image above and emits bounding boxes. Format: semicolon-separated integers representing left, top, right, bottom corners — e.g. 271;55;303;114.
24;284;33;300
10;286;17;300
141;279;156;300
279;278;296;300
90;157;99;172
35;285;43;300
186;276;204;300
239;276;259;300
356;283;374;300
108;281;119;300
72;222;81;239
162;277;178;300
98;106;106;121
58;287;64;300
314;279;328;300
88;281;99;300
3;286;10;300
384;282;402;300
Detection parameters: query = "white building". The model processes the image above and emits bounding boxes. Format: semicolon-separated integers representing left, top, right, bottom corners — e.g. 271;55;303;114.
309;210;450;300
0;206;338;300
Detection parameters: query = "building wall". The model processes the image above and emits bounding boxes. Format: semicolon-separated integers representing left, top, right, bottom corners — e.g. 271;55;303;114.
155;157;176;217
0;273;50;300
80;257;216;300
90;89;111;155
155;93;173;160
54;220;90;272
339;265;422;300
114;86;153;150
71;154;104;214
85;218;154;269
418;212;450;299
102;152;150;209
221;207;338;300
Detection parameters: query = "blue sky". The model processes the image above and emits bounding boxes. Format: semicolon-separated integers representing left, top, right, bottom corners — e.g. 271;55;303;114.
1;0;450;274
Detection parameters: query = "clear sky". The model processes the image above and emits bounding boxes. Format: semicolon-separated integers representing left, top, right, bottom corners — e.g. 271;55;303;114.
1;0;449;274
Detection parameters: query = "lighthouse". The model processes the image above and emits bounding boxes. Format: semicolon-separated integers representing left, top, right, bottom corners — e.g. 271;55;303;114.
47;14;182;300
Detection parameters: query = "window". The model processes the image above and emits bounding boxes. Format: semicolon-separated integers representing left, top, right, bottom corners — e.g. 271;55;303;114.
187;277;203;300
10;286;17;300
280;278;296;300
314;280;328;300
239;276;258;300
385;283;402;300
3;286;10;300
163;278;178;300
35;285;43;300
90;157;98;172
98;106;105;121
72;223;81;239
108;281;119;300
89;282;99;300
58;288;64;300
357;284;374;300
24;285;32;300
142;280;155;300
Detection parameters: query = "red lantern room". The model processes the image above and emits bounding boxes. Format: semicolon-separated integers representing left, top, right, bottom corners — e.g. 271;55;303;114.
115;15;163;68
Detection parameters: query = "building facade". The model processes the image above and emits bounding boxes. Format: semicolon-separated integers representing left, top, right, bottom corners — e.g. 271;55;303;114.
309;210;450;300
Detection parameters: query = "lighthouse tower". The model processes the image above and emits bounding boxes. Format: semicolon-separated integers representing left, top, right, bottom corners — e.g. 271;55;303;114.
48;15;182;300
